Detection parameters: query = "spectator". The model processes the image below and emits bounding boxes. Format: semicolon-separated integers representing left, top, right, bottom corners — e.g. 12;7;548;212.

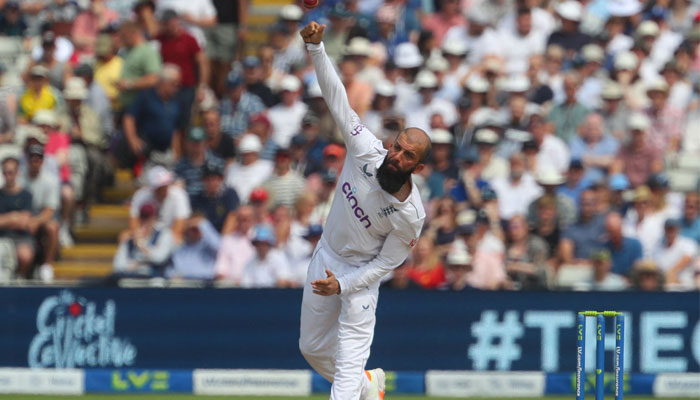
661;61;692;110
117;21;162;110
215;205;255;283
644;78;684;155
529;112;570;174
0;155;34;278
295;112;329;176
403;235;445;289
320;143;346;176
71;0;119;55
548;71;589;143
219;72;265;138
249;188;272;225
207;0;247;97
310;169;337;225
499;7;547;76
157;9;209;130
129;166;191;242
608;173;631;214
630;259;665;291
73;64;113;139
191;159;239;233
531;195;560;260
201;108;236;165
505;214;550;290
547;1;592;58
305;82;342;144
528;168;576;229
425;129;457;199
26;31;71;91
338;55;373;119
121;64;183;168
569;113;619;183
599;81;630;141
345;37;384;88
270;6;306;72
474;128;509;181
653;218;698;288
242;56;275;107
559;188;606;266
615;113;663;188
174;127;224;200
224;134;273;203
405;70;458;132
169;216;220;280
58;77;106;212
93;34;123;109
422;0;466;44
24;145;60;281
442;246;472;291
491;152;542;220
647;173;680;219
623;186;665;259
681;192;700;244
604;212;643;277
288;224;323;287
240;225;290;288
133;0;159;39
449;147;488;206
19;65;60;123
113;203;175;277
0;2;26;36
155;0;217;47
248;113;279;161
34;109;82;247
575;249;628;291
466;211;507;289
558;159;590;208
268;75;307;148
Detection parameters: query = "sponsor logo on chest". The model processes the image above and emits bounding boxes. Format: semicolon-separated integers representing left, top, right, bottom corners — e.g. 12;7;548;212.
341;182;372;229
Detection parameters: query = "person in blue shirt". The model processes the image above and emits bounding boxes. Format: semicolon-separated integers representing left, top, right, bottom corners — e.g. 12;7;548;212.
568;113;619;183
558;159;592;208
190;159;239;233
168;216;221;280
681;192;700;244
174;127;225;200
559;188;606;264
121;65;185;167
604;212;642;276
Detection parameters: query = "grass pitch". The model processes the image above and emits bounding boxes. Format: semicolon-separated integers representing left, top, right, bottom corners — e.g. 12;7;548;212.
0;396;687;400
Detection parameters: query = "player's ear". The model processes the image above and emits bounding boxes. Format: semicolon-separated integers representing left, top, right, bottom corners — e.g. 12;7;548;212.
413;163;425;174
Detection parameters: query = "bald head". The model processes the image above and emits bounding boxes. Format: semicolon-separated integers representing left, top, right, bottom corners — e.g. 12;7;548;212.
400;127;432;164
606;212;623;242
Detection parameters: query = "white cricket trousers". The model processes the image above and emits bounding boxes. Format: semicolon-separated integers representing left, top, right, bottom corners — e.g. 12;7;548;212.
299;240;380;400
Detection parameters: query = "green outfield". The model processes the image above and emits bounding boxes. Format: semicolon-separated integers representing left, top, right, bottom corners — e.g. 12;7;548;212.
0;396;691;400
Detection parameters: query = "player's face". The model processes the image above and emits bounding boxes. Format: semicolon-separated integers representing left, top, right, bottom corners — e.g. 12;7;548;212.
386;134;421;174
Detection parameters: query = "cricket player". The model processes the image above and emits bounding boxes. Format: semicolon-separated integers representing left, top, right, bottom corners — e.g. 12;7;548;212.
298;21;431;400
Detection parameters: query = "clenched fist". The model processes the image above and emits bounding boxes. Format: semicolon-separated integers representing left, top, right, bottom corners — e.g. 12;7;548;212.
300;21;325;45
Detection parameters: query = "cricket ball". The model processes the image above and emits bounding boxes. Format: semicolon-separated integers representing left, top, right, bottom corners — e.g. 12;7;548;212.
303;0;319;10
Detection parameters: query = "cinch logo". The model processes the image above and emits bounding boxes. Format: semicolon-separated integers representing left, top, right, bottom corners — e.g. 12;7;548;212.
342;182;371;228
28;290;137;368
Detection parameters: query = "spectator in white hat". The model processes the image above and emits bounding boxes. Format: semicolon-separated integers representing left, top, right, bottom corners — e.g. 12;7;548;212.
498;7;547;76
613;113;663;187
599;81;630;141
425;129;458;199
528;111;570;174
443;7;502;65
547;1;592;58
405;70;458;132
129;165;191;242
224;134;273;203
475;128;509;181
344;37;384;88
498;0;556;39
576;44;606;109
363;80;397;135
392;42;423;112
661;61;692;110
268;75;308;148
644;78;684;154
270;7;306;73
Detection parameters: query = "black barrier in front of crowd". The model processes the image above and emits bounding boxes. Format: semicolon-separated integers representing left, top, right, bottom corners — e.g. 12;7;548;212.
1;288;698;372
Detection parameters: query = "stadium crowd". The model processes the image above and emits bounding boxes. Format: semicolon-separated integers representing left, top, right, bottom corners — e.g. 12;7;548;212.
0;0;699;291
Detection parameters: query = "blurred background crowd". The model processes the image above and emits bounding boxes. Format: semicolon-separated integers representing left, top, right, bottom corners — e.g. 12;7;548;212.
0;0;698;292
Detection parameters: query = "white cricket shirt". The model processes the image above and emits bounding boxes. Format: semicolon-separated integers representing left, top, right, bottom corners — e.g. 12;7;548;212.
307;42;426;295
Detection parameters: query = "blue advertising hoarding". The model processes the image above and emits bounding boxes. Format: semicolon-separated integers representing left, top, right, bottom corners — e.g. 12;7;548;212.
1;288;698;373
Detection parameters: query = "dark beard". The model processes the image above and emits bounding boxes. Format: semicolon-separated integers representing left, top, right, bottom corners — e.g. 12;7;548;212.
376;155;413;194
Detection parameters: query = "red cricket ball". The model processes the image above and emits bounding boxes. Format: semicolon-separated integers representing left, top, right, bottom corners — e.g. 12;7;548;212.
303;0;319;10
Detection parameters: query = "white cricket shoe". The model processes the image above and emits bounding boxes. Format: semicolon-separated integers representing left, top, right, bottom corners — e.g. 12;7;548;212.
365;368;385;400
